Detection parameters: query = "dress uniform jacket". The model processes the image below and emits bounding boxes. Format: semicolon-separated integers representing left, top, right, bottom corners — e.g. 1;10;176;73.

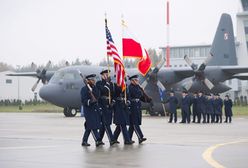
196;96;206;114
181;95;191;113
205;98;214;114
213;98;223;115
113;84;130;125
168;96;178;113
80;85;101;130
96;80;113;125
128;83;143;125
224;99;233;116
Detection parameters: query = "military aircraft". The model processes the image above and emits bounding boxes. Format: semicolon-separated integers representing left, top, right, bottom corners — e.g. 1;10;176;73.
7;13;248;117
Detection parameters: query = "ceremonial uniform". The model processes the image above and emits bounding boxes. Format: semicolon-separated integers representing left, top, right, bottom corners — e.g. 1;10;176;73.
196;93;206;123
181;91;191;123
191;93;198;123
213;94;223;123
128;75;149;144
113;84;133;144
80;74;103;147
224;95;233;123
96;70;115;145
205;95;214;123
167;91;178;123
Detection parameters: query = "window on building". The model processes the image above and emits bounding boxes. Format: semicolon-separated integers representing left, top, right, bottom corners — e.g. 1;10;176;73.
179;64;182;67
189;48;194;57
174;65;177;67
194;48;200;57
228;80;232;85
6;79;12;84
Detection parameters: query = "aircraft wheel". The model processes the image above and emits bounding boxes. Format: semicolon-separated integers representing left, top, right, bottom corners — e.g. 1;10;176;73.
63;107;77;117
70;108;77;117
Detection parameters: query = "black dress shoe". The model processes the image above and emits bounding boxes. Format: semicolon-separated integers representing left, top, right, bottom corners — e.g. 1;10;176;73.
139;138;147;144
81;142;90;147
110;141;116;146
96;141;105;147
115;140;120;144
124;141;134;145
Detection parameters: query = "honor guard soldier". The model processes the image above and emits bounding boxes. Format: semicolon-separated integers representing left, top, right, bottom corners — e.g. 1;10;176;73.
224;95;233;123
96;70;116;146
205;93;214;123
196;91;207;123
80;74;104;147
166;90;178;123
191;92;198;123
128;75;151;144
112;81;134;145
213;93;223;123
180;90;191;123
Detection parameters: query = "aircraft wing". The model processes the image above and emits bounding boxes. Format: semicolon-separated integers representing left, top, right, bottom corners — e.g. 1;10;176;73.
232;73;248;80
6;72;39;77
222;66;248;75
174;68;195;78
6;71;55;81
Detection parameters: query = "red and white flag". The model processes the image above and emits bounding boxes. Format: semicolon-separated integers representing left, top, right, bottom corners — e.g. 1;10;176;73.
122;22;152;76
105;19;126;91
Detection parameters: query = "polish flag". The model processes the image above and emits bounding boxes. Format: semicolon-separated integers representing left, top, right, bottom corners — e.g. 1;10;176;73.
122;23;152;76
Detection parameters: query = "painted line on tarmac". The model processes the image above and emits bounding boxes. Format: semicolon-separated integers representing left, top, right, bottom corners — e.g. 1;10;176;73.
202;139;248;168
0;145;57;150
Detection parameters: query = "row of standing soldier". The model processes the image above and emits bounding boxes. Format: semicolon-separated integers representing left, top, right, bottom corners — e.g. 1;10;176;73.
80;70;151;147
167;90;233;124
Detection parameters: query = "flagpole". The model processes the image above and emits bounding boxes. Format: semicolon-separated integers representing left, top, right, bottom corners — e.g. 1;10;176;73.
121;14;128;104
105;13;111;105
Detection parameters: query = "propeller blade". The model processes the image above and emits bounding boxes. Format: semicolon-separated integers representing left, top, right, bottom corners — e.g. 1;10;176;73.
183;79;194;91
31;79;41;92
157;80;166;92
140;80;148;90
204;78;214;90
153;56;166;74
198;53;213;71
184;55;197;70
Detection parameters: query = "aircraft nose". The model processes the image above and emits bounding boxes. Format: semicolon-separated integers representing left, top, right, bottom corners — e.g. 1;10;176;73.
39;84;63;105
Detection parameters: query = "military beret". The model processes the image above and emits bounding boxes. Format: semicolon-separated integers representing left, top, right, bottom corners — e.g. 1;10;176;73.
100;69;110;75
225;94;229;98
86;74;96;80
129;74;139;80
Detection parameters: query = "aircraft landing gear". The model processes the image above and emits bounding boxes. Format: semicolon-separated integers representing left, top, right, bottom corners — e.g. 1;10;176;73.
63;107;77;117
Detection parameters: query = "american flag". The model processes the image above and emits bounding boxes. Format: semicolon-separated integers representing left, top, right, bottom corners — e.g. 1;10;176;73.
105;19;126;91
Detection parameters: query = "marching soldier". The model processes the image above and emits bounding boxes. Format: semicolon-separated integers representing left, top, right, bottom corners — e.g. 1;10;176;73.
128;75;151;144
167;90;178;123
213;93;223;123
80;74;104;147
112;82;134;145
96;70;116;146
224;95;233;123
180;90;191;123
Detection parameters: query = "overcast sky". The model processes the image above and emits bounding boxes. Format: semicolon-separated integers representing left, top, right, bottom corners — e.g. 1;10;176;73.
0;0;241;67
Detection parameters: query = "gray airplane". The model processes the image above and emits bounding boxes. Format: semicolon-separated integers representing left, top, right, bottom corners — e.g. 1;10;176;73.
7;13;248;117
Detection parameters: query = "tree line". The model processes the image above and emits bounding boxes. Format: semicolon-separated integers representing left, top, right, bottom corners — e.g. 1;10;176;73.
0;48;161;72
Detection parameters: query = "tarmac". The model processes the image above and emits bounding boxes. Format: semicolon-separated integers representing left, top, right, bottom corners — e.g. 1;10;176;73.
0;112;248;168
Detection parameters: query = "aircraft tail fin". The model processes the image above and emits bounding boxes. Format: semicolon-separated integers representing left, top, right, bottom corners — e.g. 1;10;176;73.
209;13;237;66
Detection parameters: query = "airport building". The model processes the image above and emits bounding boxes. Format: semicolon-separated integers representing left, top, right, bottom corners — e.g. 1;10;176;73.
0;71;42;102
160;0;248;100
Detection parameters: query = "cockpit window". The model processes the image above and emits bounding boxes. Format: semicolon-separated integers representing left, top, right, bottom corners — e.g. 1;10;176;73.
49;70;80;83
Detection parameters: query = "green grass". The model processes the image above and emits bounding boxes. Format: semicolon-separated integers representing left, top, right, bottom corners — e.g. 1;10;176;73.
0;103;63;113
0;104;247;116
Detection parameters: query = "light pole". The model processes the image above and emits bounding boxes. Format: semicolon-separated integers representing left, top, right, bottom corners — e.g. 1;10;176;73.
16;65;22;110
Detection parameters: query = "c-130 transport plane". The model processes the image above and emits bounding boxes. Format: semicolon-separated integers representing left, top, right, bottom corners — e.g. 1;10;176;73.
7;13;248;117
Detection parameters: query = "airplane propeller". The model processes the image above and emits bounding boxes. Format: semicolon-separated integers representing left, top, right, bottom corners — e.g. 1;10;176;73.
140;55;166;93
31;61;51;92
183;53;214;91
